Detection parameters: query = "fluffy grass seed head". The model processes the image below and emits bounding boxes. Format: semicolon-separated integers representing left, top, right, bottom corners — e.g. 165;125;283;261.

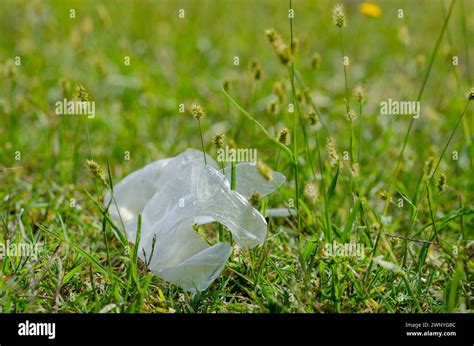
351;163;360;177
346;109;357;122
278;128;289;145
265;28;292;65
249;191;261;208
308;112;319;126
437;173;447;193
211;133;225;150
256;161;273;181
378;190;389;201
333;4;346;28
424;156;434;177
354;84;365;102
191;103;205;120
267;98;279;115
75;83;89;102
297;90;306;104
359;2;381;18
304;182;318;204
468;88;474;100
249;59;263;80
266;28;278;43
86;159;108;187
326;137;340;168
273;81;286;102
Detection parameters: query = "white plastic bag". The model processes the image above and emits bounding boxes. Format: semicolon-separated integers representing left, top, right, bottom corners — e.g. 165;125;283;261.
105;149;285;292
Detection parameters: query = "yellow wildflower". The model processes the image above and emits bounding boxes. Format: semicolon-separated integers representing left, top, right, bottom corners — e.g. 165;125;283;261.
359;2;381;18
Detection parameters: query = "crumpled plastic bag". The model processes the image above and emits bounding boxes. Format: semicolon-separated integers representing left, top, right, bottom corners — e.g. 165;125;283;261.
105;149;285;292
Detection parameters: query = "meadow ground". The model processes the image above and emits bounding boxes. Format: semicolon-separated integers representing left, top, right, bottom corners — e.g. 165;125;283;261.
0;0;473;313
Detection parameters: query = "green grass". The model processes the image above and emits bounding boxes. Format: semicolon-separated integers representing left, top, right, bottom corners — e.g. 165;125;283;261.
0;0;473;313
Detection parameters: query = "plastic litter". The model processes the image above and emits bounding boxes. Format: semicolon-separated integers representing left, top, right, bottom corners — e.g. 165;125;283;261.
223;162;286;199
105;149;285;292
265;208;297;218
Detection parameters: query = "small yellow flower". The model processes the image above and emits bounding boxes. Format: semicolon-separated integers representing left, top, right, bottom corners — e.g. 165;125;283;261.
359;2;381;18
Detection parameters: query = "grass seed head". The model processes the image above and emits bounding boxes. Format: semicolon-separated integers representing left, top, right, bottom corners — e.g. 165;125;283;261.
256;161;272;181
250;59;263;80
351;163;360;177
75;83;89;102
297;90;306;104
265;28;278;43
333;4;346;28
468;88;474;100
378;190;389;200
326;137;340;168
211;133;225;150
424;156;434;177
304;182;318;204
346;109;357;122
265;28;292;65
268;98;279;115
308;112;319;126
437;173;447;193
354;84;365;102
191;103;205;120
249;191;261;208
278;128;289;145
85;159;108;187
273;81;286;102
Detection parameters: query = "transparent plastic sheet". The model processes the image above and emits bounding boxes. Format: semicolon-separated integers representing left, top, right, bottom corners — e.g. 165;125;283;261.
105;149;285;292
223;162;286;198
